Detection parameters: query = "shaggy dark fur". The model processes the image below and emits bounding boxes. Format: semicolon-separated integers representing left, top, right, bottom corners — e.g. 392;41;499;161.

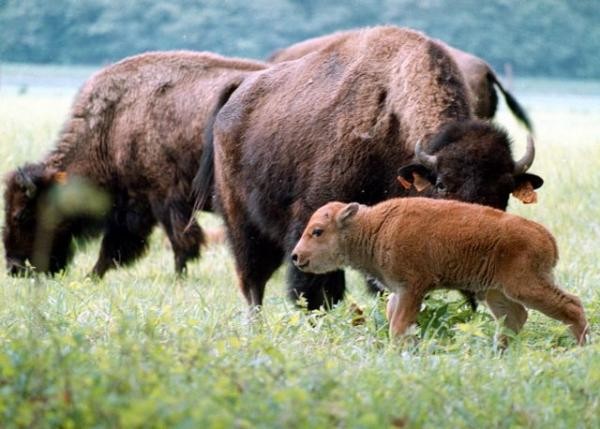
195;26;543;310
3;51;266;277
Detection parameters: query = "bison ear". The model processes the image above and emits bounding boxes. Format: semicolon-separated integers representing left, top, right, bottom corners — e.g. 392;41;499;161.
397;163;434;192
512;173;544;204
52;171;68;185
336;202;360;228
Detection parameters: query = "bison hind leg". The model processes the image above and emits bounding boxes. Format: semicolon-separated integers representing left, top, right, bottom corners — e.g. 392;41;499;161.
484;289;528;349
501;274;589;346
153;199;205;275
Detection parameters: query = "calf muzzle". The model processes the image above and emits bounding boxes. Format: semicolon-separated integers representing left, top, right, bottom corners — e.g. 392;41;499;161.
291;252;309;270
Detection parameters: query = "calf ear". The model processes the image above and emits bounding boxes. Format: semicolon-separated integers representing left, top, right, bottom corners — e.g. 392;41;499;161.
512;173;544;204
336;202;360;228
397;163;434;192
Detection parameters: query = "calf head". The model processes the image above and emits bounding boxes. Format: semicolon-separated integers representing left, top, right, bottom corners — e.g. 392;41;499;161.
397;121;543;210
291;202;360;274
3;163;68;275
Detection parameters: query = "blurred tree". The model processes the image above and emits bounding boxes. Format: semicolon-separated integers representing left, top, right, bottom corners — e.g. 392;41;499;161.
0;0;598;78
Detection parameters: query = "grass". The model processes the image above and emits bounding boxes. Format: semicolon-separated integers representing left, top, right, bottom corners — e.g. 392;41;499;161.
0;76;599;428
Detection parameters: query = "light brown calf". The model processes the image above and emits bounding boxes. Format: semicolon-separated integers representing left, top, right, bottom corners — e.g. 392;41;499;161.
291;197;588;346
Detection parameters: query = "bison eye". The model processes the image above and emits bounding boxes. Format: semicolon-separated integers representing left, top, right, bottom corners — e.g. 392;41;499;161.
435;180;446;192
312;228;323;237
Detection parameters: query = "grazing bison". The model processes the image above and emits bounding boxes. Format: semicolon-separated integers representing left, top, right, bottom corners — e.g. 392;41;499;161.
291;198;589;346
268;29;532;130
3;51;265;277
194;26;543;310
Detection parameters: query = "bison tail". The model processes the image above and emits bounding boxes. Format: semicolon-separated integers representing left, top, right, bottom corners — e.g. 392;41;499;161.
489;72;534;133
189;82;241;219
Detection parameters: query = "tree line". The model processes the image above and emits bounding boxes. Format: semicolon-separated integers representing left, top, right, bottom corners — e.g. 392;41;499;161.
0;0;598;79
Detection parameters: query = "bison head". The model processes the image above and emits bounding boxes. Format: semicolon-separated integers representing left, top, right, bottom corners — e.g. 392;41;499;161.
397;121;543;210
3;163;69;275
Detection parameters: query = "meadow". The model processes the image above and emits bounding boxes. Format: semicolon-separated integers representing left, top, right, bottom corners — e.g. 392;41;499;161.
0;70;599;428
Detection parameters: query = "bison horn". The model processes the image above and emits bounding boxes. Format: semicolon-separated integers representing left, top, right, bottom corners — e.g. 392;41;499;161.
16;168;37;198
415;140;437;169
513;135;535;175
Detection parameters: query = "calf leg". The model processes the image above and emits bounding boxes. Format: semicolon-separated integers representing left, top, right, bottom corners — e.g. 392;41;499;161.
502;275;589;345
92;201;156;277
386;292;400;321
485;289;528;348
388;288;425;338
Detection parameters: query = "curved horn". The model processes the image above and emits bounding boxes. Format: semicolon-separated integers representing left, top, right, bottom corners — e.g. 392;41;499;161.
513;135;535;175
415;140;437;170
16;168;37;198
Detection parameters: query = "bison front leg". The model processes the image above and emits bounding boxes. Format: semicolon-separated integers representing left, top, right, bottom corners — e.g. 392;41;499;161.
92;201;155;277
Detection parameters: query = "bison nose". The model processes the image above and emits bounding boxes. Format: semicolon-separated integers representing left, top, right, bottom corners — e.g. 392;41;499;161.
291;253;299;263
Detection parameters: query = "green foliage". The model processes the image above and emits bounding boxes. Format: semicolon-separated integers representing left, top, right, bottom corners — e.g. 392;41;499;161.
0;81;600;426
1;0;599;78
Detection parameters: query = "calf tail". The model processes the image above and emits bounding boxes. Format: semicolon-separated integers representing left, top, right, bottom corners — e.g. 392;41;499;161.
488;72;533;133
189;82;241;219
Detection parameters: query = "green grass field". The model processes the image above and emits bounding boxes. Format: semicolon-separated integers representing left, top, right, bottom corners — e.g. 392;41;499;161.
0;75;599;428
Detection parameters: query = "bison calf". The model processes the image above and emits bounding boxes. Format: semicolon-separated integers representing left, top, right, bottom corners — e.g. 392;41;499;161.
291;198;589;346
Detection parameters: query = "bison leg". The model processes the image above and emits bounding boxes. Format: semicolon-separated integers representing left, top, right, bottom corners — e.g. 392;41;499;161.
227;219;284;309
287;267;346;310
502;274;589;345
92;200;155;277
388;288;424;339
152;200;204;275
365;275;386;295
386;292;400;321
484;289;528;348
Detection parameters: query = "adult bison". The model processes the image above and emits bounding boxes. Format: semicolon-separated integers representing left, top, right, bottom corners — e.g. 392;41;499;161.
3;51;265;277
269;28;535;304
268;29;532;130
194;26;543;310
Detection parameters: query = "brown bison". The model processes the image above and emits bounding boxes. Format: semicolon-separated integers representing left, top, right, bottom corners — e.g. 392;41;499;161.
3;51;265;277
291;198;589;346
269;28;535;305
193;26;543;310
268;29;532;130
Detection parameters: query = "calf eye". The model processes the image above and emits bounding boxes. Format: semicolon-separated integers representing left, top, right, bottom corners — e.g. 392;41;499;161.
312;228;323;237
